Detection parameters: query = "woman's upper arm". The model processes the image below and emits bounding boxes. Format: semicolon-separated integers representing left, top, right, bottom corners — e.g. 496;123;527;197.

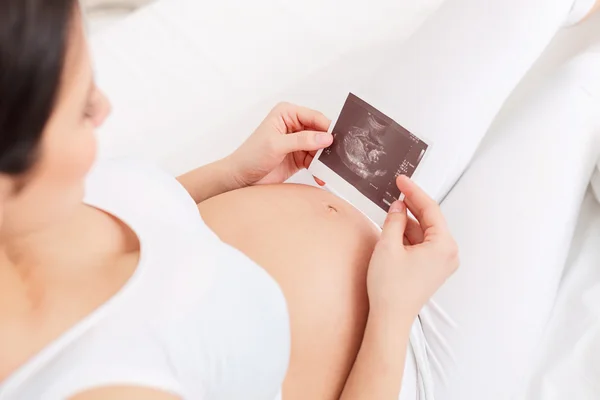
69;386;182;400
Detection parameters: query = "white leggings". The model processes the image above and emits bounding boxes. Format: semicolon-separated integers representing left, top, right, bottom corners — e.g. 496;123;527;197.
359;1;600;399
277;0;600;399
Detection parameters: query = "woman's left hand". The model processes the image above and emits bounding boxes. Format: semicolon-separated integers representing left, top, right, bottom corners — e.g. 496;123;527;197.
227;102;333;186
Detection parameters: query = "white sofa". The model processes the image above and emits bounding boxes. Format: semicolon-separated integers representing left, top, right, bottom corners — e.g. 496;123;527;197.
89;1;600;398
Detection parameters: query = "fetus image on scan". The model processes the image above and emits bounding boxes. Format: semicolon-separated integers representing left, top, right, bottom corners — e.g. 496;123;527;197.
336;112;389;180
319;93;429;212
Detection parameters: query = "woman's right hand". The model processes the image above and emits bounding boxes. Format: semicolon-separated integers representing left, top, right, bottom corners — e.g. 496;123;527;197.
367;175;459;320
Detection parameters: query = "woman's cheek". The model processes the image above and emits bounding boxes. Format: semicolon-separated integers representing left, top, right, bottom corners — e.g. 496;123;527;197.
52;127;97;184
72;127;97;180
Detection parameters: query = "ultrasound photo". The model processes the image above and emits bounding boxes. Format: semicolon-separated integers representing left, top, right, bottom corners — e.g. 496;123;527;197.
319;93;428;212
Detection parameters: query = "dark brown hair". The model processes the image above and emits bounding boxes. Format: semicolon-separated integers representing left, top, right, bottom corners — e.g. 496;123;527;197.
0;0;76;174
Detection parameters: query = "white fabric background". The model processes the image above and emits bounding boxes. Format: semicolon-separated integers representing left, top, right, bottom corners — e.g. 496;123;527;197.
82;0;155;32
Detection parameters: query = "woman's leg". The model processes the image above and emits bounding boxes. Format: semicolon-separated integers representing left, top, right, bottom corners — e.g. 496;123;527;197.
423;47;600;399
358;0;579;202
356;1;600;398
198;184;381;400
180;0;579;201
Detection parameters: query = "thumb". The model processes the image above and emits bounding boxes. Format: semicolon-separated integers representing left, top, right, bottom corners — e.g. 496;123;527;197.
280;130;333;153
381;200;408;244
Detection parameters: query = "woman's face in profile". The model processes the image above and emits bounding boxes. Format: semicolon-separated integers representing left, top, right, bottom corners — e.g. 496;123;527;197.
0;10;112;235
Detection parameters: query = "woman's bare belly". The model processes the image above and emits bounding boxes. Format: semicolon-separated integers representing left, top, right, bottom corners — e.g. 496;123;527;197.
198;183;380;400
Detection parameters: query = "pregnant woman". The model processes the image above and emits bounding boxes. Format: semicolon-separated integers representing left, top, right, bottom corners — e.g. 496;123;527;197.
0;0;599;400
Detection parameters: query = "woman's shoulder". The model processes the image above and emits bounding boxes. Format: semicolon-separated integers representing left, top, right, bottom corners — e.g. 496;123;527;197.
84;157;202;233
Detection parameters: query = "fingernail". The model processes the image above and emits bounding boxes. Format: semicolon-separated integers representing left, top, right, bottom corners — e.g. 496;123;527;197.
316;133;332;145
389;201;405;213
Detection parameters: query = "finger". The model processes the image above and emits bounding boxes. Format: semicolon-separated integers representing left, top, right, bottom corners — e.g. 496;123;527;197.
404;217;425;245
295;106;331;132
381;200;408;244
282;103;331;132
303;153;314;170
396;175;448;237
303;151;318;167
281;130;333;153
296;151;313;171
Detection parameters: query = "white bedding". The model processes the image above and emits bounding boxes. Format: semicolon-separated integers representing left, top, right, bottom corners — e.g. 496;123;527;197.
520;190;600;400
90;0;443;172
89;1;600;398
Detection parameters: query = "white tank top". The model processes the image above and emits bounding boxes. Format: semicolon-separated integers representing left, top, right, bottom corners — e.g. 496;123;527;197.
0;159;290;400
